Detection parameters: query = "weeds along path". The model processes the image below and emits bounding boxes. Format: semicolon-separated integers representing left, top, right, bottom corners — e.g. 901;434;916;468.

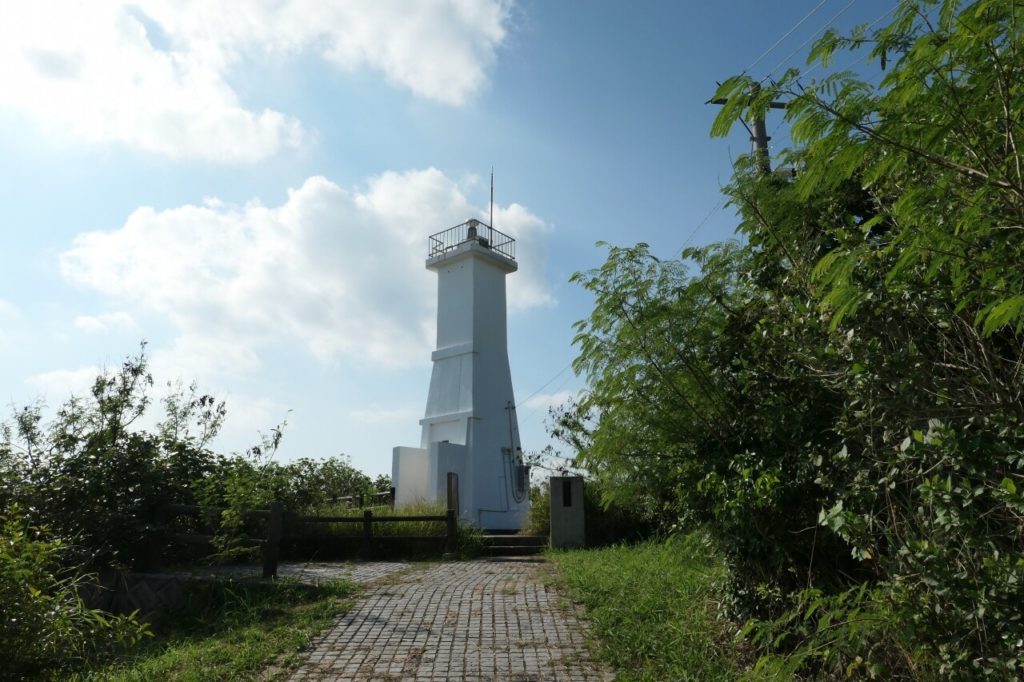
282;557;612;682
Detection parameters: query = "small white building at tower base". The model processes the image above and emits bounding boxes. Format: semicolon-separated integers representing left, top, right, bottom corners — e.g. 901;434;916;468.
392;219;529;531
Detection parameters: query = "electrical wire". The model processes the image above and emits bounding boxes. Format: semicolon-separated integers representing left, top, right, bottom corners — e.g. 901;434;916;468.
519;369;577;415
761;0;860;83
674;197;729;259
768;0;916;141
743;0;830;75
516;361;574;409
526;5;902;435
516;197;732;412
513;201;731;421
514;193;728;419
798;0;908;82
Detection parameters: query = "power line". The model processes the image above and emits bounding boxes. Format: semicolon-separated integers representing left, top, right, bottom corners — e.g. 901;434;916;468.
516;197;731;414
517;368;576;414
516;361;574;409
761;0;860;83
799;0;908;82
674;197;728;259
769;0;914;140
743;0;830;75
520;199;732;415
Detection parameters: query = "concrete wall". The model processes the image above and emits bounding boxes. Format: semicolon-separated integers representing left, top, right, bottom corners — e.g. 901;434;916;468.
392;446;429;506
428;440;470;514
81;570;187;624
392;442;472;515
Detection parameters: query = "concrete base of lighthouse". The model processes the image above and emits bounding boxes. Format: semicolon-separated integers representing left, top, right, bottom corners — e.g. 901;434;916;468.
392;441;528;531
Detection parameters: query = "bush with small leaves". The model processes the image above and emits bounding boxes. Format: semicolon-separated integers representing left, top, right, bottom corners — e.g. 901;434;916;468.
0;506;149;680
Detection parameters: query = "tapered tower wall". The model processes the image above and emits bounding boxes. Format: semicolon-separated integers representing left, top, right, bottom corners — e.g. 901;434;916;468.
392;220;529;530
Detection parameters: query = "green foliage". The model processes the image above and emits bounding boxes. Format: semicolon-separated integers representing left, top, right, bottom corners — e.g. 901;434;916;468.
0;344;386;569
0;506;149;680
196;449;380;518
562;1;1024;678
196;453;401;561
81;578;354;681
0;346;224;568
285;501;457;560
525;484;551;536
0;344;398;674
550;533;749;681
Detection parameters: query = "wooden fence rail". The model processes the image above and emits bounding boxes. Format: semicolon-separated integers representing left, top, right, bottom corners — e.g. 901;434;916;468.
326;488;397;508
155;502;456;578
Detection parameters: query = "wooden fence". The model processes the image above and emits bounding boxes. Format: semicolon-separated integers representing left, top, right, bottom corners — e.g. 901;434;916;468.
155;502;456;578
327;488;396;509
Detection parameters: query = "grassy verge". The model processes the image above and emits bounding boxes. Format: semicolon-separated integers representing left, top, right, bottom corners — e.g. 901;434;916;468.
288;501;485;559
77;578;355;681
549;532;751;681
296;501;449;537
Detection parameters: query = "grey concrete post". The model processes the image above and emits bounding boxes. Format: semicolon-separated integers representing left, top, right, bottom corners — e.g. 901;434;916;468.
549;476;585;548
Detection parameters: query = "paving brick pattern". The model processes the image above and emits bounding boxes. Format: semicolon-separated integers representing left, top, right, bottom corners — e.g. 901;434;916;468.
287;558;612;682
178;561;412;585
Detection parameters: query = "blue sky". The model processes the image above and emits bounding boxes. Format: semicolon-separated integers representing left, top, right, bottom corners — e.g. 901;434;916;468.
0;0;896;477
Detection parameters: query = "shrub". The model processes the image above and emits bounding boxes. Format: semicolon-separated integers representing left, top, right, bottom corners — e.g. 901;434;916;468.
1;348;224;568
0;506;149;680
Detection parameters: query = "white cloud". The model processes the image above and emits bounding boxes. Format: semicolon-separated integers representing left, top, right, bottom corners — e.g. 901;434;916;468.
150;335;262;384
350;407;420;426
213;392;292;454
25;366;101;399
59;168;552;372
496;203;555;311
0;1;511;161
522;389;577;412
0;300;14;351
74;311;136;334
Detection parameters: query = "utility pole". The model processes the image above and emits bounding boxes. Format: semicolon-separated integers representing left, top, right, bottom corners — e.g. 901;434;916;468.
710;82;788;175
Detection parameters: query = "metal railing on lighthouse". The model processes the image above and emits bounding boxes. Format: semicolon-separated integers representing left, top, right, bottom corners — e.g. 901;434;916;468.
428;219;516;261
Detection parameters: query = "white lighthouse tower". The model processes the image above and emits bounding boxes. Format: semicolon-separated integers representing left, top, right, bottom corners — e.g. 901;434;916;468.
392;219;529;530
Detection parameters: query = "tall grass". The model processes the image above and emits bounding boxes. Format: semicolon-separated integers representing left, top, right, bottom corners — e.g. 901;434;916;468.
294;500;449;537
550;533;751;681
79;578;354;681
286;501;487;559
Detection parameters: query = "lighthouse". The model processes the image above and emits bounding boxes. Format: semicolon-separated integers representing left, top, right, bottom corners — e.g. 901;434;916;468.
392;218;529;531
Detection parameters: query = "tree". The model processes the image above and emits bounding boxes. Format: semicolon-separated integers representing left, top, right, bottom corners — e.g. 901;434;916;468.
0;346;222;567
561;1;1024;677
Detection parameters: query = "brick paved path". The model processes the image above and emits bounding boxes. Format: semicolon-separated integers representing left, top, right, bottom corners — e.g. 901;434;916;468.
286;558;613;682
179;561;411;585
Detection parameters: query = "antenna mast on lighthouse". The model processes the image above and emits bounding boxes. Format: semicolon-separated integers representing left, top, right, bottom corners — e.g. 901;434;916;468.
489;167;494;228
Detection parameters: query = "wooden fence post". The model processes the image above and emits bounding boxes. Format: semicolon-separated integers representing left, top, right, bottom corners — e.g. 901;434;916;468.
146;504;166;572
446;472;459;513
362;509;374;558
262;501;283;579
445;508;458;555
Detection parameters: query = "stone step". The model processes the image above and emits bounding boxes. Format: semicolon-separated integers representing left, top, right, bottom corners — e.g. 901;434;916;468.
482;544;545;557
481;534;548;548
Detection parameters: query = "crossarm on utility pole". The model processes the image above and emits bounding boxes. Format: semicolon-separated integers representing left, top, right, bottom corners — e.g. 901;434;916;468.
708;86;788;174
